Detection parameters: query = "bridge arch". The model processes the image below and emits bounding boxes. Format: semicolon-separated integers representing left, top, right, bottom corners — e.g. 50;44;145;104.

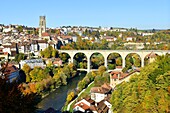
73;52;87;69
125;53;141;69
107;52;122;70
59;52;71;64
90;52;105;69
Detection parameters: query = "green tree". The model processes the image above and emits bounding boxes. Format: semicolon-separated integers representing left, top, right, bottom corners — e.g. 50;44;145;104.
98;65;107;76
22;64;31;82
15;53;26;63
40;46;59;58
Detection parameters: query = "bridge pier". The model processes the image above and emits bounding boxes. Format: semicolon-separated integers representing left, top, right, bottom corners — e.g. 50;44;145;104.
122;56;126;68
104;57;108;69
141;57;145;67
87;56;91;73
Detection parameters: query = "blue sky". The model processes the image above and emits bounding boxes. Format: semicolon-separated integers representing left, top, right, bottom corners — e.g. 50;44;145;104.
0;0;170;29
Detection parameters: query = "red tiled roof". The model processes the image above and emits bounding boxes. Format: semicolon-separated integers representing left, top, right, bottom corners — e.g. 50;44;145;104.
112;74;118;79
42;32;50;37
110;71;121;75
4;52;8;55
3;65;18;76
61;35;72;39
74;102;90;110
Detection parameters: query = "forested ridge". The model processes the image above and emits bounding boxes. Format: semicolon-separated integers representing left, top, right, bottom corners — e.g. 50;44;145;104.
111;54;170;113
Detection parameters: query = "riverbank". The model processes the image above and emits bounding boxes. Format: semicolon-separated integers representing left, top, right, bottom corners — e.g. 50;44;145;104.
63;81;94;112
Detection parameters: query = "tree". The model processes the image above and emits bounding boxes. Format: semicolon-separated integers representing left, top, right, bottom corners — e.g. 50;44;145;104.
62;63;77;79
52;49;58;58
66;91;75;104
15;53;26;63
40;46;59;58
17;25;23;33
0;64;40;113
22;64;31;82
116;57;122;66
98;66;107;76
29;67;49;82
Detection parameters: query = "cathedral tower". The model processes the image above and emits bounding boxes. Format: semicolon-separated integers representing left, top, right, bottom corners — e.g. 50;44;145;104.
39;16;46;37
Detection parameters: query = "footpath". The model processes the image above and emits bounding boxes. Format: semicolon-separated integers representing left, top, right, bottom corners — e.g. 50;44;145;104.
67;81;94;111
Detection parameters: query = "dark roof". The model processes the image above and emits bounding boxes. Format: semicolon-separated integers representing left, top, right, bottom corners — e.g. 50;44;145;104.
97;100;109;113
85;97;95;105
37;40;47;43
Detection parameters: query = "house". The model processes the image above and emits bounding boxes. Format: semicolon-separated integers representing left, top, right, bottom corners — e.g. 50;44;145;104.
105;36;117;42
90;83;111;103
61;35;73;44
96;99;112;113
0;52;9;60
72;36;78;42
145;52;157;64
2;64;20;83
124;42;144;50
110;70;140;88
142;32;154;36
20;59;45;69
42;32;51;40
2;43;18;59
53;58;62;67
82;36;90;40
73;97;97;113
30;40;38;52
126;37;134;41
73;94;112;113
37;39;48;51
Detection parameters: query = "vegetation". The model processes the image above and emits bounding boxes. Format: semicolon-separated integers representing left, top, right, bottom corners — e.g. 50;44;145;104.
64;65;110;112
122;53;141;72
66;91;75;105
21;63;76;95
91;53;104;69
14;53;26;63
108;53;122;69
0;63;40;113
73;53;87;69
60;30;170;50
111;54;170;113
40;46;59;58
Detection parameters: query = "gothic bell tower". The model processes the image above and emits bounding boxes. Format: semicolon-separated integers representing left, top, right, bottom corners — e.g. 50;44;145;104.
39;16;46;37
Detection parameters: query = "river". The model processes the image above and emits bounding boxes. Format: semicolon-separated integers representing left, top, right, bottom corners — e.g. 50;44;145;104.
37;72;86;112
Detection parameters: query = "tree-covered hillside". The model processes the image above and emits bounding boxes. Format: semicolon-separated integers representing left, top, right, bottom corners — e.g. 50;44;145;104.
111;54;170;113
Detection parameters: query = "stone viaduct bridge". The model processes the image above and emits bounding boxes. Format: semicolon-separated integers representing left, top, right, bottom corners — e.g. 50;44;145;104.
58;50;170;72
